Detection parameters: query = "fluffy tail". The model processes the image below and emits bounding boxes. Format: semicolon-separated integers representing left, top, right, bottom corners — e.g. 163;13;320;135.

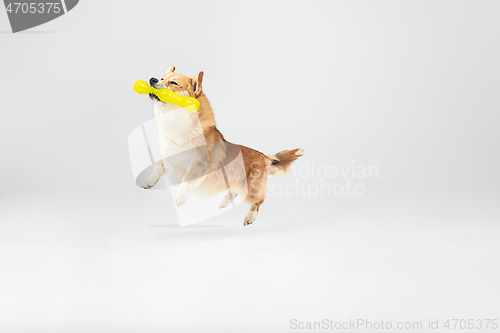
267;148;304;175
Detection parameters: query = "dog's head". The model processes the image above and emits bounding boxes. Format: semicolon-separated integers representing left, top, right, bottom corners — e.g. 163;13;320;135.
149;66;204;103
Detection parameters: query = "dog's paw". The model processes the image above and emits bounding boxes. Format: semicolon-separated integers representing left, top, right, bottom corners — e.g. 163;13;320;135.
175;183;190;207
141;177;159;190
243;211;257;226
219;192;237;209
176;196;187;207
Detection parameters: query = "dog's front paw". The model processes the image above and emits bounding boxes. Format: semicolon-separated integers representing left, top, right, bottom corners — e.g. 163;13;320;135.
176;195;187;207
141;177;159;190
175;183;190;207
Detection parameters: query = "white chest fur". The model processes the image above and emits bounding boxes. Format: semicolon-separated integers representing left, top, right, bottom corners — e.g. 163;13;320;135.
152;102;208;182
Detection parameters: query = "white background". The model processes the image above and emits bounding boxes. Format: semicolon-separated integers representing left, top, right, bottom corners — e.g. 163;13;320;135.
1;1;499;332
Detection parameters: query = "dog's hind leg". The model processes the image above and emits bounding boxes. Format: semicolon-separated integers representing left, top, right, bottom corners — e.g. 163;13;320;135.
243;199;264;226
243;163;268;226
141;154;166;190
219;190;238;209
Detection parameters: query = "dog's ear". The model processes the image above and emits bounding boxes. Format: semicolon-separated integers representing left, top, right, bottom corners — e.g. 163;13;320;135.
192;71;204;97
166;66;175;74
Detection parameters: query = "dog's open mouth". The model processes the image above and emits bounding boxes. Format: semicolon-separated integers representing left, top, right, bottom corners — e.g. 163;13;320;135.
149;93;161;102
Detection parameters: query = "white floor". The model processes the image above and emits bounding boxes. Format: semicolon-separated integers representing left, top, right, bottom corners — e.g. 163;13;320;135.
1;188;499;332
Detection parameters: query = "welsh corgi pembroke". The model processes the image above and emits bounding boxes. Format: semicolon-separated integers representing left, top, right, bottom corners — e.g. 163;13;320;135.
141;66;303;226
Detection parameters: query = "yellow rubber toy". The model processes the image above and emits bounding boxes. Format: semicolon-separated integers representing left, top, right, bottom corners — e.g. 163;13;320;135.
133;80;200;113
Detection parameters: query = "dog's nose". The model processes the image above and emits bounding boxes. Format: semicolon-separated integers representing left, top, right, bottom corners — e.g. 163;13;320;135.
149;77;158;86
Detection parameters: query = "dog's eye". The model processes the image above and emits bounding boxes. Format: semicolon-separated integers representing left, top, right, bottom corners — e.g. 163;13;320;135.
169;81;178;86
